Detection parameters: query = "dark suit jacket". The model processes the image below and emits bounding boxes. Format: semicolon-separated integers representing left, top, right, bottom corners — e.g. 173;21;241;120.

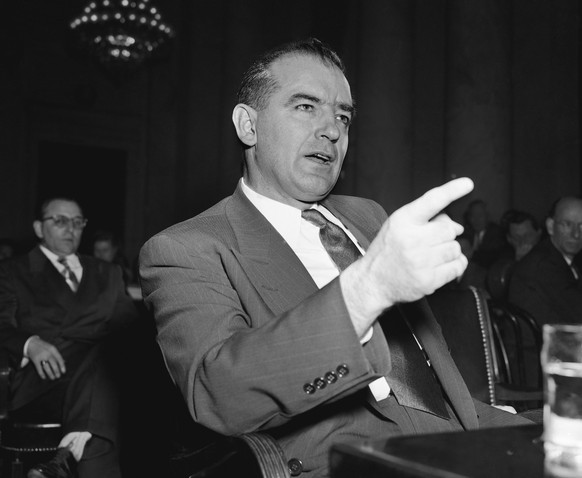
464;222;507;269
139;183;529;477
508;238;582;326
0;245;138;410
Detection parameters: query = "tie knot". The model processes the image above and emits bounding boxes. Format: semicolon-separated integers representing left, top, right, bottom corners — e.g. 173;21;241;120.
58;256;69;267
301;209;328;228
301;208;362;271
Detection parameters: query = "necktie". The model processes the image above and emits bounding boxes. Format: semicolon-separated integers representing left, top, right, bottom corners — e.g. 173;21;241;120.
381;307;449;417
301;209;362;270
571;263;580;280
58;257;79;292
301;207;448;417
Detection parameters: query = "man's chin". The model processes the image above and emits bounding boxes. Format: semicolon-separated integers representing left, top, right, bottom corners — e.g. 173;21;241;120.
297;179;339;202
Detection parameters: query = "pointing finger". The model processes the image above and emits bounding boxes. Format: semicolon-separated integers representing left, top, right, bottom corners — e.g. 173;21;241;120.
398;177;474;225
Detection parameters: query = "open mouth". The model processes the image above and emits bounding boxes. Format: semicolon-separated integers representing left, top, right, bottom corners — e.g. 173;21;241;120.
306;152;333;164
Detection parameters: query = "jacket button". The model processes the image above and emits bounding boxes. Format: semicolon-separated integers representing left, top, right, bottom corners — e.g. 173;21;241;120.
336;364;349;377
325;371;338;383
288;458;303;476
313;377;327;389
303;383;316;394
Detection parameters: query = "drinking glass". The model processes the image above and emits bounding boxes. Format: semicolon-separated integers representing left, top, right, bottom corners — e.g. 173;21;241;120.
541;324;582;477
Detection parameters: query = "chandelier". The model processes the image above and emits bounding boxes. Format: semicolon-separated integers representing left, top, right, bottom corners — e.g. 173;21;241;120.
69;0;174;69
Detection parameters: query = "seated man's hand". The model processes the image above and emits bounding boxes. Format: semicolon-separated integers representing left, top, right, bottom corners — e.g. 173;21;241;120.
341;177;474;337
27;336;66;380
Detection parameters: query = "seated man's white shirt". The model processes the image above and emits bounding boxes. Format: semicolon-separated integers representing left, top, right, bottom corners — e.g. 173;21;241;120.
240;179;390;400
40;244;83;284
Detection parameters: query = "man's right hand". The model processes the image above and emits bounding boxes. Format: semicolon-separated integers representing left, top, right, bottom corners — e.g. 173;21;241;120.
27;336;66;380
341;177;474;337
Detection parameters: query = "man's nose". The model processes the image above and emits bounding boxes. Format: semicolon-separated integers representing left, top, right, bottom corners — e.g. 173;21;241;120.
316;112;340;143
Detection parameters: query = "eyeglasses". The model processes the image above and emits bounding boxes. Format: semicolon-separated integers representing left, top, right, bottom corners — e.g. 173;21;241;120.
555;220;582;234
42;215;88;230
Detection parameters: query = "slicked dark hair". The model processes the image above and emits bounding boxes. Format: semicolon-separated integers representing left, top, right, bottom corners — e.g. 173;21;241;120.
236;38;347;111
500;209;539;232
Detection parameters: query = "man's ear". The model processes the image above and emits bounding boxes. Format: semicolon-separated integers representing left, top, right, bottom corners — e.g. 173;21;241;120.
32;220;43;240
232;104;258;147
546;217;555;237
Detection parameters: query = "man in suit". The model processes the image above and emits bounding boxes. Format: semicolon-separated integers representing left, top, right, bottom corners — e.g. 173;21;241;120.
461;199;507;270
509;196;582;326
0;196;139;478
507;197;582;388
486;209;541;301
139;38;531;478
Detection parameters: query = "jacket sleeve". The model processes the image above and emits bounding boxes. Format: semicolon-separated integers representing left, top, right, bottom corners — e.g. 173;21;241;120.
0;261;30;368
139;228;389;436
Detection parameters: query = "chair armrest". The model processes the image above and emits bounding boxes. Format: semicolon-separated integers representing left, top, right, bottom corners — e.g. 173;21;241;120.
494;383;543;403
168;431;290;478
0;364;12;420
239;433;290;478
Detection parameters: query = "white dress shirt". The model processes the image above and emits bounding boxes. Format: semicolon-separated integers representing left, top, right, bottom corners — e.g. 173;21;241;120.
40;244;83;285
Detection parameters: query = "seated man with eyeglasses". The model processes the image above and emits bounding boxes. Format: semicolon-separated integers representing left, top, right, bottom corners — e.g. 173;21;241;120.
509;196;582;328
0;196;139;478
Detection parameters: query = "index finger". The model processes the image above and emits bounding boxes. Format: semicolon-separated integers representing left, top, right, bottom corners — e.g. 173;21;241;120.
399;177;474;224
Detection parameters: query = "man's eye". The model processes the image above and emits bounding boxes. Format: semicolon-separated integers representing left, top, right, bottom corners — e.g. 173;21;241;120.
297;104;314;112
337;114;351;126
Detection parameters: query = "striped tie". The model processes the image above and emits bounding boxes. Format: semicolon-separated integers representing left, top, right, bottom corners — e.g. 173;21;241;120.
301;209;362;271
58;257;79;292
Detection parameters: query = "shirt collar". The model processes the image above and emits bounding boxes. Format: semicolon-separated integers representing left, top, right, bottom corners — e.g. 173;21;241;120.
39;244;81;269
240;178;305;248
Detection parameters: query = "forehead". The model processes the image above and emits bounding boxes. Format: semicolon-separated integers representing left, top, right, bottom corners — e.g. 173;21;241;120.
556;199;582;218
45;199;82;216
268;54;352;106
510;221;535;234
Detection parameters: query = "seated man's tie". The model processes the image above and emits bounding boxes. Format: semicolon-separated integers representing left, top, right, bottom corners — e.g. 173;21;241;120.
301;208;448;417
58;257;79;292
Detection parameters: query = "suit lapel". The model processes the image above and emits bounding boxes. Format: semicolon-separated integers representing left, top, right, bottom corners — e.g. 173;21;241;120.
402;300;479;429
75;256;101;300
225;186;318;316
29;247;76;309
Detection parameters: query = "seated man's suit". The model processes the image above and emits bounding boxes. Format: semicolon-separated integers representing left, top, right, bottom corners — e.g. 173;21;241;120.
509;238;582;326
139;183;530;478
0;245;139;476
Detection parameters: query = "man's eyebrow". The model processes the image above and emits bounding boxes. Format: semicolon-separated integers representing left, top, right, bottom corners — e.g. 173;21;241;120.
286;93;356;116
285;93;321;106
338;102;356;116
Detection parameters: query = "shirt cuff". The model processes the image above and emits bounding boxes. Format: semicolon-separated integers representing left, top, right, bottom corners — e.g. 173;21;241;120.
360;326;373;344
369;377;391;402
